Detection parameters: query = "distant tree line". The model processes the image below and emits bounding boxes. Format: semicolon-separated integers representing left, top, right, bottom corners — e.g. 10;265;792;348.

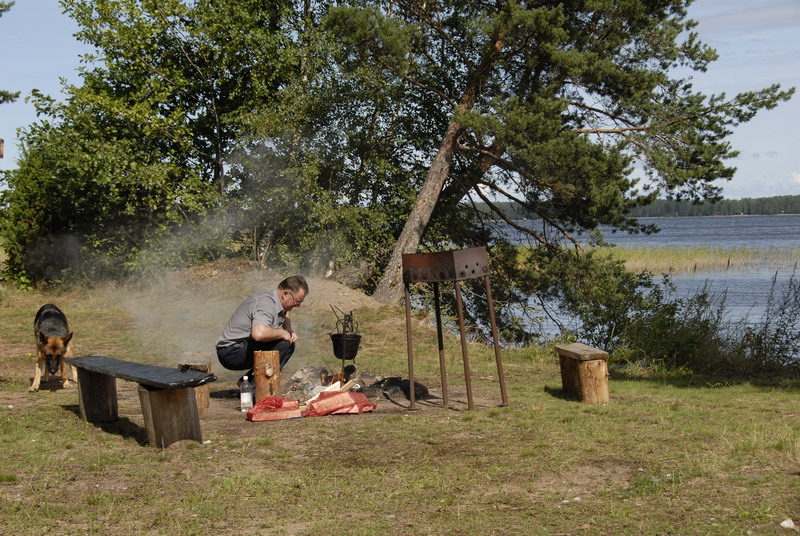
627;195;800;217
477;195;800;220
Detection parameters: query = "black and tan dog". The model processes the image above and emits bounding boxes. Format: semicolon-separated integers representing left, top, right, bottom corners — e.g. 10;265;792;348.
29;304;76;392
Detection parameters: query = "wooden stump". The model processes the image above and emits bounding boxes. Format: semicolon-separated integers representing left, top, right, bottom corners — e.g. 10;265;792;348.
138;385;202;448
179;359;212;419
555;342;609;404
254;350;280;402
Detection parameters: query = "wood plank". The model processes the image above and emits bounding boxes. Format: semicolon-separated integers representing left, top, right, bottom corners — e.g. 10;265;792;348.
555;342;608;361
68;355;216;389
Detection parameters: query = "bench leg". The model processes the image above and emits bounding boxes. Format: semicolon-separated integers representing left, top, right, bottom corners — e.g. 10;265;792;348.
76;368;118;422
138;386;202;448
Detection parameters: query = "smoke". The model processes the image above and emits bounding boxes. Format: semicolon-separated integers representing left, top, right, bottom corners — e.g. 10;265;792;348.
24;234;86;282
29;142;364;373
111;264;277;370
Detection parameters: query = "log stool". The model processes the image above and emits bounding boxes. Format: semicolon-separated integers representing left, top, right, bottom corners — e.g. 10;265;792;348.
254;350;281;402
179;358;212;419
555;343;609;404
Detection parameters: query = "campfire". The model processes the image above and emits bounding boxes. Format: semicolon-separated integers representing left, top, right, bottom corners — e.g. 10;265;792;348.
270;305;433;412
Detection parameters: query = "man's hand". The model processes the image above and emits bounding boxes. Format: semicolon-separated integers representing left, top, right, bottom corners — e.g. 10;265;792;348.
285;329;298;343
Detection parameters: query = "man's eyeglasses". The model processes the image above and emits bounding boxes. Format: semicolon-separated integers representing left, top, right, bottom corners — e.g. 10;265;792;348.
286;291;303;305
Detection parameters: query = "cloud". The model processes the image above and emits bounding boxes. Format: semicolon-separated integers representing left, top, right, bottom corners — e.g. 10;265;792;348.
791;172;800;186
696;1;800;39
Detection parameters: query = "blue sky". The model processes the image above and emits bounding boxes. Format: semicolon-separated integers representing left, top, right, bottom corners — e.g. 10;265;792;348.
1;0;798;200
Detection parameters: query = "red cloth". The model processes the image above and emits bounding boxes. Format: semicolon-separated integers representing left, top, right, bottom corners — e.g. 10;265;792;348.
302;391;377;417
246;396;301;422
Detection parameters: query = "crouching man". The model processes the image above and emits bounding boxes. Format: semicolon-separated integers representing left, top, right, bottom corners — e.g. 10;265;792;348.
216;275;308;380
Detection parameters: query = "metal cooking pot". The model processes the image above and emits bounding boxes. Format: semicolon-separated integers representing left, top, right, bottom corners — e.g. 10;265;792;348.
330;333;361;361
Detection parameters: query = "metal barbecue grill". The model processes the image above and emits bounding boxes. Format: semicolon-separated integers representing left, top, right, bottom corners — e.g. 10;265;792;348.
402;246;508;410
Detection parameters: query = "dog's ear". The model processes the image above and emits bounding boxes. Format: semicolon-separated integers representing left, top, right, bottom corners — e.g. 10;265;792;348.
39;330;49;346
63;332;74;345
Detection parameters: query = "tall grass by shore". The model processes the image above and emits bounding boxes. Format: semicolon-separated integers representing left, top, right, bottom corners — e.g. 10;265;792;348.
594;245;799;273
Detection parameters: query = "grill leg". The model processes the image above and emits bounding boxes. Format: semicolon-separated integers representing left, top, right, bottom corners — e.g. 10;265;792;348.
434;282;449;408
484;275;508;406
404;282;416;410
454;281;474;410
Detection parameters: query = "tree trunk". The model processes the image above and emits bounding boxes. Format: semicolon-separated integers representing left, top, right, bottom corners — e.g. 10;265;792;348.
372;120;464;303
372;33;507;304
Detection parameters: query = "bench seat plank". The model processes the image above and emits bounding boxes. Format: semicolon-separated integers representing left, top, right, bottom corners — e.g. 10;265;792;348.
68;355;216;390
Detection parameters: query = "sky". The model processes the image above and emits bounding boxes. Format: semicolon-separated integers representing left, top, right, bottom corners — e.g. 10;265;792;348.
1;0;799;200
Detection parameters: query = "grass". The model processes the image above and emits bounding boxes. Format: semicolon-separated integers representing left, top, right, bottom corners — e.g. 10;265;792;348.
1;264;799;535
594;245;799;274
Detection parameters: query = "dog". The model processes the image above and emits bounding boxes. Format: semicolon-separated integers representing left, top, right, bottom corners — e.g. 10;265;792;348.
30;304;76;392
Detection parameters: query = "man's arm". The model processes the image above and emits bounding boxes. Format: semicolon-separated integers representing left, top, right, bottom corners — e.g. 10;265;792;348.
251;324;290;342
283;317;297;343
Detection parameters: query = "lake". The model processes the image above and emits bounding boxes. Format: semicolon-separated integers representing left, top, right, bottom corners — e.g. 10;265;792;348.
499;215;800;334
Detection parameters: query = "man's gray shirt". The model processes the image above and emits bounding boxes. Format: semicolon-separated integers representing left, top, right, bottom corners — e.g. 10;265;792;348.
216;289;285;348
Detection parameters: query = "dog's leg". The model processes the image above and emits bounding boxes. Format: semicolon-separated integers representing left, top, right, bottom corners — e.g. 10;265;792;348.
30;358;44;392
66;343;77;383
60;359;73;389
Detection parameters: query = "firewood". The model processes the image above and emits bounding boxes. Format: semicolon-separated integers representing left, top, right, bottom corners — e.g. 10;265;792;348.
338;380;357;392
305;381;341;406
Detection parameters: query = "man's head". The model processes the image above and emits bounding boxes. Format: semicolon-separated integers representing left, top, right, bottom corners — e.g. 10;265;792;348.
278;275;309;312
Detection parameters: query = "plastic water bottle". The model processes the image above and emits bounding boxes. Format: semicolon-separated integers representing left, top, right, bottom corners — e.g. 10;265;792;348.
240;375;253;412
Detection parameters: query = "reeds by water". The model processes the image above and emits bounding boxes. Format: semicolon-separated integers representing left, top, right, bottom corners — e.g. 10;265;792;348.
594;246;799;273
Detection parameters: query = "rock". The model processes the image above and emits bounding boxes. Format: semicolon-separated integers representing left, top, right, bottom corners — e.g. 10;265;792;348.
356;385;383;402
331;259;374;289
349;369;384;387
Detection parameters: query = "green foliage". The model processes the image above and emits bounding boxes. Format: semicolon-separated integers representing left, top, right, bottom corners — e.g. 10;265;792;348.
526;250;668;348
564;262;800;377
0;1;19;105
1;0;298;283
736;268;800;374
326;0;793;300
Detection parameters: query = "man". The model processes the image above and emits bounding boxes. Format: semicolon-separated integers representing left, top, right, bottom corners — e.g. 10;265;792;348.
216;275;308;377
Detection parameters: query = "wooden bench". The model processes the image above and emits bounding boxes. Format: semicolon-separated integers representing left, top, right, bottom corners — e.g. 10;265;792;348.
555;343;609;404
67;355;217;448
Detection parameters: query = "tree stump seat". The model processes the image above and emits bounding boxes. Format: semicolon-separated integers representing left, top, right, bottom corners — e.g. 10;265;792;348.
555;343;609;404
67;355;217;447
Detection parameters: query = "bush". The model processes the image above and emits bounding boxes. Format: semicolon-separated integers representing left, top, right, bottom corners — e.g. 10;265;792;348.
576;263;800;377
